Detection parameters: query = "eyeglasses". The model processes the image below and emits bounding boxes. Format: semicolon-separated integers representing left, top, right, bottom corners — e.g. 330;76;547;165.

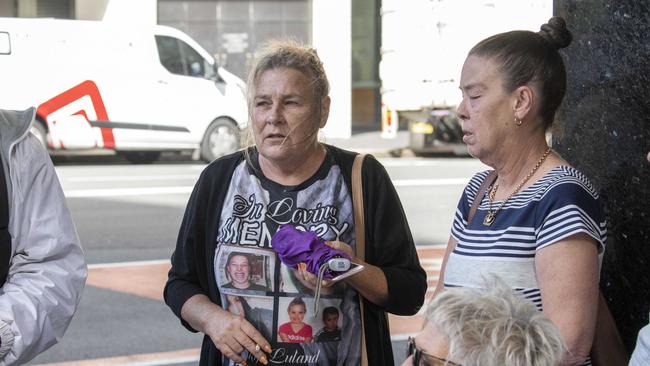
407;337;462;366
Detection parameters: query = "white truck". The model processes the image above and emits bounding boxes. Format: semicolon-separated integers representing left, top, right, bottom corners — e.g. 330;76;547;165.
379;0;552;153
0;18;248;163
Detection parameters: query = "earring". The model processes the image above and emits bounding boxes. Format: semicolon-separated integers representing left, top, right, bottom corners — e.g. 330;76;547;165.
514;116;523;126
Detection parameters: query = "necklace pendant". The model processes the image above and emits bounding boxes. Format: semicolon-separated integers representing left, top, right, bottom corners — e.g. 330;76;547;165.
483;212;496;226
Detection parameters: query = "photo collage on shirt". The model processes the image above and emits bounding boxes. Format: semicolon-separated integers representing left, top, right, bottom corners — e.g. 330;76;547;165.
216;244;344;348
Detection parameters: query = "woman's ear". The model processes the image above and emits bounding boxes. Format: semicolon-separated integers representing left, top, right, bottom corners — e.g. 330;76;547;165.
319;96;331;128
513;85;534;121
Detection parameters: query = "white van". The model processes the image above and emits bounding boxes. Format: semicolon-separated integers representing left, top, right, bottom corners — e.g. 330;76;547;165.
0;18;248;163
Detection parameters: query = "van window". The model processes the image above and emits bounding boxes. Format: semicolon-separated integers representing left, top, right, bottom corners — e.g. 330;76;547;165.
156;36;185;75
155;35;214;79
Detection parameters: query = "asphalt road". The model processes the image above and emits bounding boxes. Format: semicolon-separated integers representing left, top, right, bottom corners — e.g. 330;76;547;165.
27;155;486;366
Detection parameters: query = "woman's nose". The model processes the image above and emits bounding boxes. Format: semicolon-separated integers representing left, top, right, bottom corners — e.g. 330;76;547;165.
457;99;469;121
266;104;284;125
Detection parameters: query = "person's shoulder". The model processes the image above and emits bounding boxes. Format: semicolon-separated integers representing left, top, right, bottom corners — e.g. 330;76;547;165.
541;166;599;199
197;150;246;183
203;150;246;172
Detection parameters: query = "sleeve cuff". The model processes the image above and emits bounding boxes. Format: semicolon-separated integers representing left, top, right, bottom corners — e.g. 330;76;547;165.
0;320;14;359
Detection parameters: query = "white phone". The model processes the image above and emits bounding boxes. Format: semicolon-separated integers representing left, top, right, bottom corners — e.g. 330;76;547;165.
330;262;365;282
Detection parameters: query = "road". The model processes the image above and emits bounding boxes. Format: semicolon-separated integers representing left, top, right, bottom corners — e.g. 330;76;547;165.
27;155;486;366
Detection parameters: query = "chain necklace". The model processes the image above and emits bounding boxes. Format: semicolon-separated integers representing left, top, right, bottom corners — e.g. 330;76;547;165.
483;147;552;226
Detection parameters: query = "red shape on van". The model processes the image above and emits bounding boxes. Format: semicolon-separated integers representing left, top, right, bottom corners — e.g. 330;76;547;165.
37;80;115;149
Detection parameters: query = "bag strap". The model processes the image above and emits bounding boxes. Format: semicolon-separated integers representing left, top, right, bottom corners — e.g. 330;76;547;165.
351;153;368;366
591;292;629;365
467;170;497;225
352;154;366;260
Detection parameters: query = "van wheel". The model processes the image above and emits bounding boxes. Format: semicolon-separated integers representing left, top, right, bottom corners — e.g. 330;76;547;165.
200;118;240;162
30;122;48;149
122;151;161;164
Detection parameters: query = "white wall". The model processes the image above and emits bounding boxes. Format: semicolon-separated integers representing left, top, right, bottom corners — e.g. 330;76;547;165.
381;0;553;110
312;0;352;139
80;0;157;24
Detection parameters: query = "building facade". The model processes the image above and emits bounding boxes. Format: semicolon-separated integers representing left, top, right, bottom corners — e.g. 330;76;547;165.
0;0;384;138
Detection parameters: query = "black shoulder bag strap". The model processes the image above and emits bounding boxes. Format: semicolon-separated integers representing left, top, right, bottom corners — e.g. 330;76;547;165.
0;156;12;286
467;170;498;225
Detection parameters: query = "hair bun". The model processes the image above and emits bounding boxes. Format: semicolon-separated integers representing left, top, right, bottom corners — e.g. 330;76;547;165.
538;16;572;49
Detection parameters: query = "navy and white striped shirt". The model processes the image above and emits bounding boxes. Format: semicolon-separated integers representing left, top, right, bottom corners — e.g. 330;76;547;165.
445;166;606;364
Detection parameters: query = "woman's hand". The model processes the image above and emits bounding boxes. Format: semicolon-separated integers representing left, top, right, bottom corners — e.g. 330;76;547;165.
295;262;336;289
181;294;272;365
205;309;272;365
227;295;245;316
294;240;357;289
324;240;354;257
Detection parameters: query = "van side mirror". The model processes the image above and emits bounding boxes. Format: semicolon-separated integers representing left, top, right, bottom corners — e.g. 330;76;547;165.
212;63;225;83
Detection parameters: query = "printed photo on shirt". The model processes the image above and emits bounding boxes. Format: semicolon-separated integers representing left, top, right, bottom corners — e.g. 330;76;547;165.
223;295;274;342
277;297;342;344
215;245;275;294
313;304;342;343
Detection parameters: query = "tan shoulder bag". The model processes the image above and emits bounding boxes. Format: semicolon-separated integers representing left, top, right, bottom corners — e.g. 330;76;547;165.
351;153;368;366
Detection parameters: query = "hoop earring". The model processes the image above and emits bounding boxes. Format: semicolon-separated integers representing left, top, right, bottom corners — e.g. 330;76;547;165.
514;116;523;126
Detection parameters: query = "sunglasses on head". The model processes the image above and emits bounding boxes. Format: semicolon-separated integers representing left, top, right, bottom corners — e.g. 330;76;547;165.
407;336;462;366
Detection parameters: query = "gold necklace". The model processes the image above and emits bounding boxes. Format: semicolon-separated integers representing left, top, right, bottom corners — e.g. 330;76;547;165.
483;147;552;226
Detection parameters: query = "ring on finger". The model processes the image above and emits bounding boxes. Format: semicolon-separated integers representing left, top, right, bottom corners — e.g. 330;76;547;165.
255;344;261;352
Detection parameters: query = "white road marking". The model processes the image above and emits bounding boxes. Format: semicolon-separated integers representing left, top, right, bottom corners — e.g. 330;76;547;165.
64;186;193;198
88;259;170;269
63;178;469;198
392;178;469;186
67;174;198;182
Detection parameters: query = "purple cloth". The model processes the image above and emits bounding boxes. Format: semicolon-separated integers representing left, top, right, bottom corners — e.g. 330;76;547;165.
271;225;351;279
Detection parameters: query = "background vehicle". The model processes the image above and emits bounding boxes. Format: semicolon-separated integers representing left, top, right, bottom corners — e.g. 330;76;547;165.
408;108;466;156
0;18;248;163
379;0;552;155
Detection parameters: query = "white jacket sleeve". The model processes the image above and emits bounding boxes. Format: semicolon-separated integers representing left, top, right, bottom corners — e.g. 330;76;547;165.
0;134;87;365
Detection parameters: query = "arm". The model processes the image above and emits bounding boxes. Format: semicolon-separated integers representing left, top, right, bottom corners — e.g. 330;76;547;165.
295;243;388;306
0;135;87;365
165;159;271;364
181;294;272;365
536;233;599;365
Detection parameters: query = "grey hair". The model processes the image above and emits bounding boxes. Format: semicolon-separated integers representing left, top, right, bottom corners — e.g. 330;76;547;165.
247;39;329;104
425;276;565;366
242;39;329;162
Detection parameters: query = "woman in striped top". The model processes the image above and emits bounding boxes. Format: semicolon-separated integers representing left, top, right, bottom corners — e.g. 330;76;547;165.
434;17;606;366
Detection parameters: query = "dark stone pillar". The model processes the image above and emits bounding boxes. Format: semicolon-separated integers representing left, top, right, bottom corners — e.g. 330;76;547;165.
553;0;650;352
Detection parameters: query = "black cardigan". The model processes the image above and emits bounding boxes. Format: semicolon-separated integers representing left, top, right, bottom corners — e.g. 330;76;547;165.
164;145;427;366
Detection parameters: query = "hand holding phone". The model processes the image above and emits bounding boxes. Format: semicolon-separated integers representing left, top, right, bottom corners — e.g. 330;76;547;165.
330;262;364;282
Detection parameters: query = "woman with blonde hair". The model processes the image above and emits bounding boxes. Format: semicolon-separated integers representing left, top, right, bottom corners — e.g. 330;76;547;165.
164;40;426;366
